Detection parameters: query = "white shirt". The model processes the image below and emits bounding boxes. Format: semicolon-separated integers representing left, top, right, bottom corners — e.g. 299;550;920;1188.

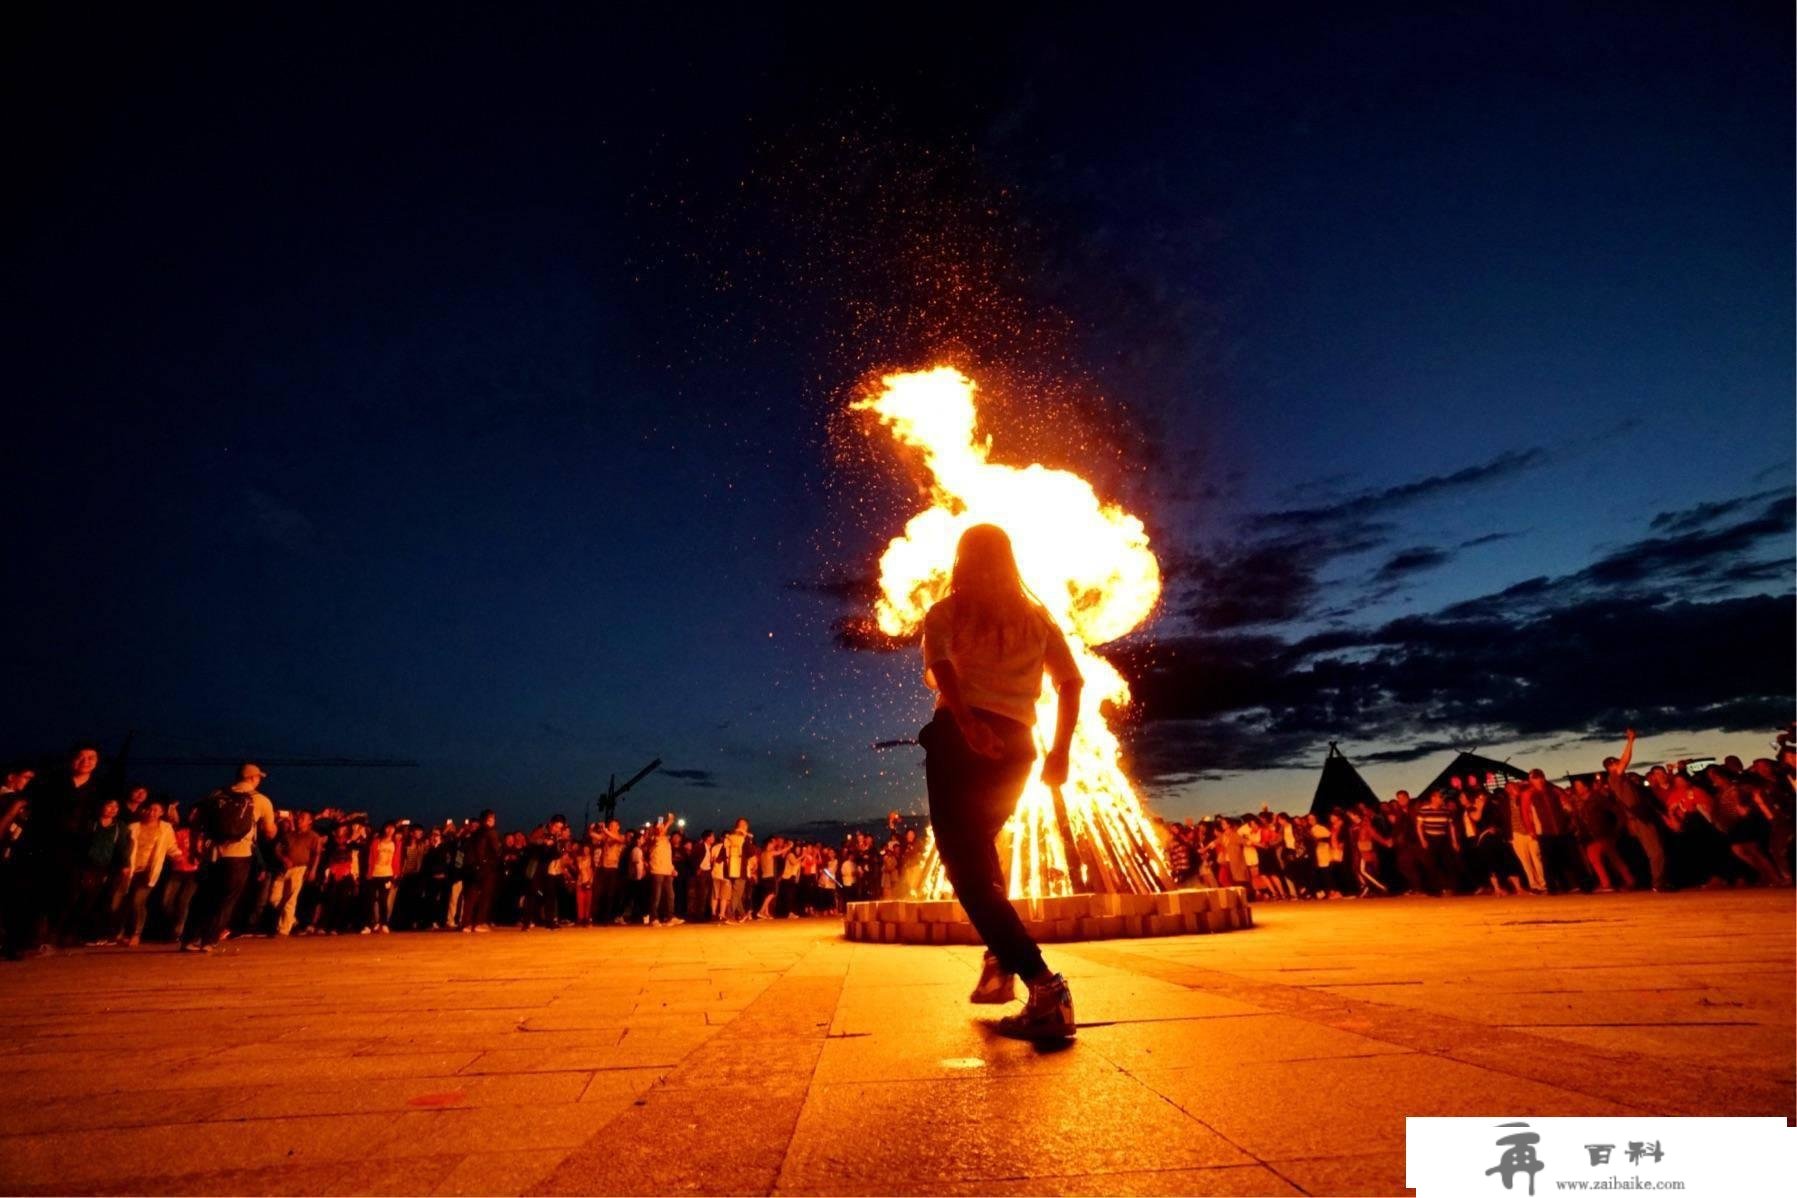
920;594;1081;726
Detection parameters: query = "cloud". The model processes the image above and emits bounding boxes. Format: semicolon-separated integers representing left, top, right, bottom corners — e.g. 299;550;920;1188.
1172;452;1546;631
662;767;720;789
1110;486;1796;784
1251;449;1549;532
1111;591;1794;781
1374;546;1453;581
1458;530;1523;549
1443;490;1794;617
1649;487;1790;535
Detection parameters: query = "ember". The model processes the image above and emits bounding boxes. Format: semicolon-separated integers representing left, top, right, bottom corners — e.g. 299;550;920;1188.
854;365;1173;898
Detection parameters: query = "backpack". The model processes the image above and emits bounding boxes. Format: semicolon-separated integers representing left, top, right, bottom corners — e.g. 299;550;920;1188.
209;789;257;845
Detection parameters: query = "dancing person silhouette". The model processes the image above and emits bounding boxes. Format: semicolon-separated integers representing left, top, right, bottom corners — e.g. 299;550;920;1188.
918;524;1083;1039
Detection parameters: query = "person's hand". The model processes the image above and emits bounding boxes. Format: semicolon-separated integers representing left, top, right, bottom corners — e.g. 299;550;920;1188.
1041;747;1071;789
956;713;1004;759
1626;727;1636;741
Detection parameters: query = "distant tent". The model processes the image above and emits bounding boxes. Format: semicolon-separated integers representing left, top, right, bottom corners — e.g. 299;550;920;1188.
1416;751;1529;800
1309;743;1381;817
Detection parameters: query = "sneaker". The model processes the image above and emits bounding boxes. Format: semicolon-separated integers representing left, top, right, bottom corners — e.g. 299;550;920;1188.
460;926;473;934
359;928;372;936
995;973;1077;1041
124;936;140;948
970;952;1018;1005
668;917;685;926
377;926;390;935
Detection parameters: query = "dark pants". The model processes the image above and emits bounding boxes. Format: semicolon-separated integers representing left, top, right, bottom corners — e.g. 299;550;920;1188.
594;867;622;920
1626;817;1669;888
650;874;675;923
69;864;114;942
923;707;1046;982
363;876;394;929
161;871;200;941
1421;836;1460;894
320;875;359;930
187;857;252;947
463;870;498;926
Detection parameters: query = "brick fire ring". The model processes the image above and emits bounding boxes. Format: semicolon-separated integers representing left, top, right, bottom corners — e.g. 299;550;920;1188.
842;887;1252;945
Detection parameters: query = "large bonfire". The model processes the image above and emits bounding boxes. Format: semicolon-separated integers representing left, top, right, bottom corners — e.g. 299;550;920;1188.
854;365;1173;898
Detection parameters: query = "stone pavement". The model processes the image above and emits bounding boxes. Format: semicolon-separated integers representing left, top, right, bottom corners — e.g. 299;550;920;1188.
0;890;1789;1196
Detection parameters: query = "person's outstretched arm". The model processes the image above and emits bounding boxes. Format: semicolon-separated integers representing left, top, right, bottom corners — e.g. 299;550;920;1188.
1041;622;1084;788
1611;728;1637;776
1041;675;1082;788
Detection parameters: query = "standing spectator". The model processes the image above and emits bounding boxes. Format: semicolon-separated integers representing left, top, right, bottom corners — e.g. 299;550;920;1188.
117;797;180;946
1606;729;1669;891
838;848;858;904
396;825;429;928
181;764;277;953
670;829;692;916
1569;777;1636;892
594;819;626;923
72;797;128;944
1505;780;1548;894
460;811;501;932
0;762;37;957
269;810;322;937
818;848;841;913
708;830;731;921
571;830;595;926
1467;784;1526;896
1415;790;1462;895
777;839;803;917
1525;771;1581;892
315;823;361;933
360;823;400;934
161;806;203;944
647;812;680;926
721;818;750;923
755;837;781;918
518;827;561;931
29;745;113;948
1710;771;1785;885
1385;792;1425;894
625;831;649;923
689;830;716;921
421;827;453;929
1349;807;1390;896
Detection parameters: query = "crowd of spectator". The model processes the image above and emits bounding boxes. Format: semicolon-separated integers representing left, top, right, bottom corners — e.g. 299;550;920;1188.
4;728;1791;958
1161;728;1796;900
0;753;934;958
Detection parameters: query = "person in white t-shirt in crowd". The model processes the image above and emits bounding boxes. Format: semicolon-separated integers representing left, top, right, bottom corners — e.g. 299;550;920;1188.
361;823;400;934
181;763;277;954
646;812;682;926
707;831;730;921
116;797;180;946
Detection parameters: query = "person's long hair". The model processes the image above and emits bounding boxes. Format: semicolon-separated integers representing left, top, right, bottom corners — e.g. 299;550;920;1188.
948;523;1041;653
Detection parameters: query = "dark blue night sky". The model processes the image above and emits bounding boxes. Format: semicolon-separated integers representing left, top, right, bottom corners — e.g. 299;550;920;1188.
9;3;1792;828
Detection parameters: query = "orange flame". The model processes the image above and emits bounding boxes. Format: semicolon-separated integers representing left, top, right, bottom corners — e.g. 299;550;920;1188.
854;365;1172;897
